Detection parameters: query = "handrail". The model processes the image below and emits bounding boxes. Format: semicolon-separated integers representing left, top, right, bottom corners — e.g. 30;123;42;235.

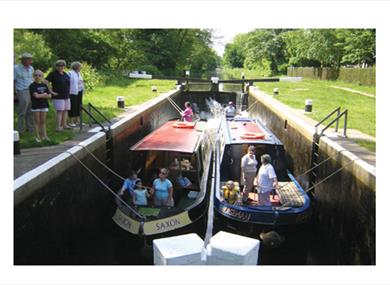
87;103;112;130
81;105;106;132
320;109;348;137
315;107;340;128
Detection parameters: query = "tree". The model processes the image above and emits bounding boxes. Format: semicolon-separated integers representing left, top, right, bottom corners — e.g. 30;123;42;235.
339;29;375;66
14;30;55;71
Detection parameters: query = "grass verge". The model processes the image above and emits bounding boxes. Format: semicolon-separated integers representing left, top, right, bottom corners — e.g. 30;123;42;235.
255;78;376;137
14;77;176;148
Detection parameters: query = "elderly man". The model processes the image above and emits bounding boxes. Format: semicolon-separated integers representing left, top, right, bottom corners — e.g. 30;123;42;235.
14;52;34;132
224;101;236;120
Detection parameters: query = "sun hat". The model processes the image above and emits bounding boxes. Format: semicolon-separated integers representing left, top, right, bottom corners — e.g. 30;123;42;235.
20;52;33;59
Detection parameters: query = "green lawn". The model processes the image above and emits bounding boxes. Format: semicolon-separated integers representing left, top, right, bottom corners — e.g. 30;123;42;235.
255;78;376;137
14;78;176;148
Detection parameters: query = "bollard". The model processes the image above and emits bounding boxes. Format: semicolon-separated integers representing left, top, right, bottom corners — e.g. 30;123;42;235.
117;96;125;108
14;130;21;155
151;86;157;92
305;99;312;112
273;88;279;96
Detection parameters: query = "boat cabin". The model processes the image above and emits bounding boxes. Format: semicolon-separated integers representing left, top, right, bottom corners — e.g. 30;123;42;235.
130;120;211;209
219;118;289;182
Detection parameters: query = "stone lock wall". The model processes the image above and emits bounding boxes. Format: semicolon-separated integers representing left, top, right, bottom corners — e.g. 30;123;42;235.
248;86;375;265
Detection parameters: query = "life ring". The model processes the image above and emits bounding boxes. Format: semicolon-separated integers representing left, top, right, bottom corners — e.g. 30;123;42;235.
240;132;265;139
173;121;195;128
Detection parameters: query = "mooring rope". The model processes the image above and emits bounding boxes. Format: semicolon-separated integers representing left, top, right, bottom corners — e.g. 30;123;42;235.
246;101;257;112
294;150;346;181
201;139;218;261
78;145;126;181
65;150;144;219
304;157;359;193
166;96;183;114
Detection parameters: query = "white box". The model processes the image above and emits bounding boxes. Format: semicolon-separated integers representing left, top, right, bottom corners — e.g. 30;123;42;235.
153;233;204;265
207;231;260;265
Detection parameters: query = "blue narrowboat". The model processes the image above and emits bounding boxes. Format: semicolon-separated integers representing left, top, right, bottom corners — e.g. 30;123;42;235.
214;117;311;227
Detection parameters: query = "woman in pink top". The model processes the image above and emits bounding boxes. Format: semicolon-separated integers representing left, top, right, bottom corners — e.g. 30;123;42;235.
181;101;193;122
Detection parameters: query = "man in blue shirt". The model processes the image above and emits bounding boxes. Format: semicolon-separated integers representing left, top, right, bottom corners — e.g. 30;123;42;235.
14;52;34;132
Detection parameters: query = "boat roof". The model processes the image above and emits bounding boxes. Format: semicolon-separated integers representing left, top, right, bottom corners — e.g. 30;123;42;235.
221;117;283;145
130;121;204;153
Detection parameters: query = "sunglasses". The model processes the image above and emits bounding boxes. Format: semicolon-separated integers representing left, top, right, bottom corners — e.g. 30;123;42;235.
34;74;42;77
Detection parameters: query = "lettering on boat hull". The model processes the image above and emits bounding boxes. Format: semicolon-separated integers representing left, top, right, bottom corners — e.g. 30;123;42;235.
221;205;251;222
143;211;192;235
112;208;140;234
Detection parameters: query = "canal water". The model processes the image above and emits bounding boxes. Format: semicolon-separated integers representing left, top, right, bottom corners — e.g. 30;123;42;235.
15;206;334;265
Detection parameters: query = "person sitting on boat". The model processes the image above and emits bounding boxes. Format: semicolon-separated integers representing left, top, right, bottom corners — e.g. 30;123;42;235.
256;154;279;206
241;145;258;204
151;168;174;207
224;101;236;120
118;170;139;202
181;101;193;122
222;180;240;204
133;179;151;207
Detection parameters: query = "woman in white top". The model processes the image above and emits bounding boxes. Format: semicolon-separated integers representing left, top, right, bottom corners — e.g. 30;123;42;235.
68;61;84;127
241;145;258;203
256;154;278;206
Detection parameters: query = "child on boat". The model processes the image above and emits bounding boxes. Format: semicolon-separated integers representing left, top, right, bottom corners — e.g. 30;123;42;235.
222;180;240;204
118;169;139;203
181;101;193;122
133;179;151;206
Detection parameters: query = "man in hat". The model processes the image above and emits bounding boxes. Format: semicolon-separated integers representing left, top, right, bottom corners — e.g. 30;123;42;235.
14;52;34;132
224;101;236;120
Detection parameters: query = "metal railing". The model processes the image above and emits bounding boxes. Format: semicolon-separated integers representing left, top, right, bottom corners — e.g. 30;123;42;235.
80;103;112;132
315;107;348;137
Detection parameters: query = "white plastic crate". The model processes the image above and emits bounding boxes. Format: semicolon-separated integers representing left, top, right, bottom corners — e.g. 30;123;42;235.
153;233;204;265
207;231;260;265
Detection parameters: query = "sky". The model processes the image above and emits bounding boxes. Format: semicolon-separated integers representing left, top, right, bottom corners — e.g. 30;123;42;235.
212;28;252;57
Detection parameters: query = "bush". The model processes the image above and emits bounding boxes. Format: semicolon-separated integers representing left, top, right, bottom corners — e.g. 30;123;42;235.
80;62;102;90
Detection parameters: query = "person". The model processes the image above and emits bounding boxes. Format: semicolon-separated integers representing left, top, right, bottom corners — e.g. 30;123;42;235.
181;101;193;122
241;145;258;203
222;180;240;204
68;61;84;127
29;70;51;142
151;168;174;207
118;170;138;203
14;52;34;133
133;179;151;206
46;60;71;132
256;154;279;206
224;101;236;119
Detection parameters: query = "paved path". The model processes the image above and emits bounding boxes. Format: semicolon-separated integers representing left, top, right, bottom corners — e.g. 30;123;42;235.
330;86;375;98
14;105;141;179
294;109;375;166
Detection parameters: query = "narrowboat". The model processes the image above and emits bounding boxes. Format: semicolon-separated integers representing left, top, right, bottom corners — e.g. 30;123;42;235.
112;120;213;239
214;117;311;228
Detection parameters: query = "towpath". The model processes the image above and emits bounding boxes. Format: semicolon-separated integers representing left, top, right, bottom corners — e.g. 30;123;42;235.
14;103;145;179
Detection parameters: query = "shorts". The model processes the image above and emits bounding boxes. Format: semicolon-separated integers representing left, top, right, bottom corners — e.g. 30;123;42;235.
52;99;71;111
31;108;49;113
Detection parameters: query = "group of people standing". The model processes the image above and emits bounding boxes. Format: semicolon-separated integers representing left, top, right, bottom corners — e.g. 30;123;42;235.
14;52;85;143
241;146;279;206
118;168;174;207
